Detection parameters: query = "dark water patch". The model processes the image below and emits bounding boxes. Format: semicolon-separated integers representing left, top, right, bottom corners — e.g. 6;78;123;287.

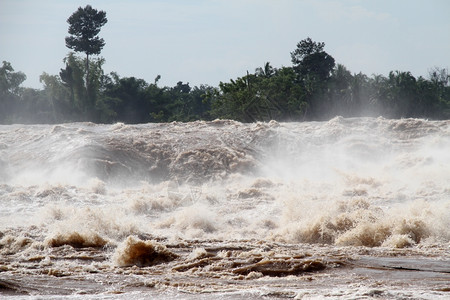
113;236;179;267
0;279;29;295
45;232;108;248
232;258;327;276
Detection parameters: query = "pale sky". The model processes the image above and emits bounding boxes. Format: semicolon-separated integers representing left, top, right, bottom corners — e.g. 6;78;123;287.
1;0;449;89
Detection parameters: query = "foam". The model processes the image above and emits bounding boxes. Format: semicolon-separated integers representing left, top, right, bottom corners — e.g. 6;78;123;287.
0;234;34;254
40;204;142;243
1;118;449;250
171;203;219;236
113;235;178;267
1;118;450;299
277;196;447;248
45;232;108;248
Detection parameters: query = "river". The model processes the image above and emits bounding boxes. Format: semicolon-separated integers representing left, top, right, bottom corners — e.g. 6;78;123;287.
1;117;449;299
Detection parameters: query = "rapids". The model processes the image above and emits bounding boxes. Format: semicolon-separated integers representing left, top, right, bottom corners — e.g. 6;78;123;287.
0;117;449;299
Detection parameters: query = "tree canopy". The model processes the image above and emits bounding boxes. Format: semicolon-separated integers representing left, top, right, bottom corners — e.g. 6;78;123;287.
64;5;107;119
65;5;107;56
1;34;449;124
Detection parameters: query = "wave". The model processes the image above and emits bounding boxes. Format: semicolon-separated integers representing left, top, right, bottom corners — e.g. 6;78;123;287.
0;117;449;251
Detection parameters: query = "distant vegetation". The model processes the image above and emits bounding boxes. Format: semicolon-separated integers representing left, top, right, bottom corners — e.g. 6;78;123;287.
1;6;449;124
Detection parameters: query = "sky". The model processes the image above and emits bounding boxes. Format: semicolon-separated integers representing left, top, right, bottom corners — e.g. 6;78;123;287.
1;0;449;89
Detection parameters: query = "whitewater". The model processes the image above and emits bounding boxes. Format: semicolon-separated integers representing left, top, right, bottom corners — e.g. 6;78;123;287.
0;117;449;299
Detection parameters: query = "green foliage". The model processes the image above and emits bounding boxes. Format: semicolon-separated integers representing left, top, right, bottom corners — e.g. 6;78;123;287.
39;72;69;122
0;61;26;123
209;64;306;122
16;88;54;123
0;61;26;96
60;53;87;114
291;37;335;82
65;5;107;119
65;5;107;56
103;75;149;123
39;53;108;122
288;38;336;120
2;38;449;124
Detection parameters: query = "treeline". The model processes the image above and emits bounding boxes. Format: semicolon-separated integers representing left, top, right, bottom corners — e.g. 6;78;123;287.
1;38;449;124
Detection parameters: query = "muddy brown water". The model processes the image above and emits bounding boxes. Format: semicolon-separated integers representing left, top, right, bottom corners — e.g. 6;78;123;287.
1;117;449;298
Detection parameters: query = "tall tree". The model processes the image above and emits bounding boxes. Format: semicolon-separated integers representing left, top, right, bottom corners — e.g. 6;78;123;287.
65;5;107;113
290;38;335;119
291;37;335;82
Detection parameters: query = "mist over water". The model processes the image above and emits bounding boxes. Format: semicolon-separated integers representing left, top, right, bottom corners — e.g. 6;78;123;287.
1;117;449;298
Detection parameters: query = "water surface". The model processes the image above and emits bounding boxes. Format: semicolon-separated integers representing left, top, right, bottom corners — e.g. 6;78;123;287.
1;117;449;299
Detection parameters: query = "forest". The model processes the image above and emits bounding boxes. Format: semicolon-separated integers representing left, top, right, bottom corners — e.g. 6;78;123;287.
1;43;449;124
1;6;449;124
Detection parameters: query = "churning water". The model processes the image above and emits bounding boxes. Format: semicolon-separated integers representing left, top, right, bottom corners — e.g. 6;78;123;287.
0;117;449;299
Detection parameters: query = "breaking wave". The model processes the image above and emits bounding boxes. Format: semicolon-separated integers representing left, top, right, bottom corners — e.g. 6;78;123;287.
0;117;449;251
